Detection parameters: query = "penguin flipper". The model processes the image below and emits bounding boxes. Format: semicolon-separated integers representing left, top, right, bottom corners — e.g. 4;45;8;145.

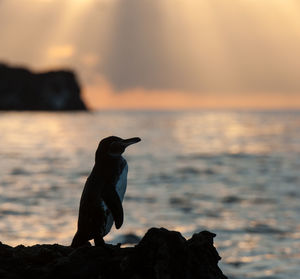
102;188;124;229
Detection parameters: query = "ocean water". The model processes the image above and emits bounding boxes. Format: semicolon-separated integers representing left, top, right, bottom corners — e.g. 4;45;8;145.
0;110;299;278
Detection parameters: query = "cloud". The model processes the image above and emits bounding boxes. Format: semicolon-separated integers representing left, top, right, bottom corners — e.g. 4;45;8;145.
1;0;300;96
100;0;300;94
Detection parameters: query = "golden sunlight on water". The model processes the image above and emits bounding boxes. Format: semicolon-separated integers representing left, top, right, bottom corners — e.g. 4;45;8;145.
173;112;286;154
0;113;78;151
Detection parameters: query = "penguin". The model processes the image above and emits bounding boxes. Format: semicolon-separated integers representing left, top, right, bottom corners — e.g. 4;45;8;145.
71;136;141;248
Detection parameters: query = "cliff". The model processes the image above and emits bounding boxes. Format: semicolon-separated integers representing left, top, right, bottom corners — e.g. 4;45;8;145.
0;228;227;279
0;63;87;110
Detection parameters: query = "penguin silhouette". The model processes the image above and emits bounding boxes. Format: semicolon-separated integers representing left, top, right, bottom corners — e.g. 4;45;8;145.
71;136;141;248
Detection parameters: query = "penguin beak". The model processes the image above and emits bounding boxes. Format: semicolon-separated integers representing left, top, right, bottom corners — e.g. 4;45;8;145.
121;137;141;148
108;137;141;156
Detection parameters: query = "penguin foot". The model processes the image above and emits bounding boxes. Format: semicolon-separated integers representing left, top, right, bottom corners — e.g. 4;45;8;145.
94;236;105;247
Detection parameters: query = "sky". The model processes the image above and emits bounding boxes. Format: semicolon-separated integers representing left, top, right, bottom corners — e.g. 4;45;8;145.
1;0;300;109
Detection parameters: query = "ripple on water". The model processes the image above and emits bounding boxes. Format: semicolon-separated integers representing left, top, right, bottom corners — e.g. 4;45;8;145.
125;195;156;203
245;223;286;234
221;195;244;204
169;196;194;213
10;168;31;176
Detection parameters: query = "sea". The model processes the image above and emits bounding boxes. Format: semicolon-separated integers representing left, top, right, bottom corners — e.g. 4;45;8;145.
0;110;299;279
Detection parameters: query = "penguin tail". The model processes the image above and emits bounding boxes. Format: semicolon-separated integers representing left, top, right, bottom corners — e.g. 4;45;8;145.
71;232;90;248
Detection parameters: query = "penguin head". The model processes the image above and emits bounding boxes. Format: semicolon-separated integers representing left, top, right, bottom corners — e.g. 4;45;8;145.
96;136;141;160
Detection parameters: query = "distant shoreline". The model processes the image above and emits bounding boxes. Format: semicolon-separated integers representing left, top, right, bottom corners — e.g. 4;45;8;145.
0;63;87;111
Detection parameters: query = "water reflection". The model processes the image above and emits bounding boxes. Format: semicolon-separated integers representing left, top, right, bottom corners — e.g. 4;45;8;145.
175;112;291;155
0;111;299;279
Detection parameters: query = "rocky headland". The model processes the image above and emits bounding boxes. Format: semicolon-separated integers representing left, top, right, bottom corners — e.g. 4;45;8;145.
0;63;87;111
0;228;227;279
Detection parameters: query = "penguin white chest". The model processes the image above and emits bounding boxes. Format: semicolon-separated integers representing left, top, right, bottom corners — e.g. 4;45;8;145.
102;163;128;236
115;163;128;202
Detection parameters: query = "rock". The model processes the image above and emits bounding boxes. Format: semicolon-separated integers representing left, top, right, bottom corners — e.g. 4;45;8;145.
0;228;228;279
0;63;87;110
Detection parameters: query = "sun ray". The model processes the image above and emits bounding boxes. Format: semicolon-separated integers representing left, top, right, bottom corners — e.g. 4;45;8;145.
1;0;300;108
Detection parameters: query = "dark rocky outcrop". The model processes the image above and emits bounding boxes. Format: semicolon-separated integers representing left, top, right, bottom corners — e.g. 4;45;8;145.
0;63;87;110
0;228;227;279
